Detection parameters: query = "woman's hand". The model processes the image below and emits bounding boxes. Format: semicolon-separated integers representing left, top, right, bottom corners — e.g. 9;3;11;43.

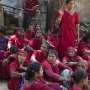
58;10;64;19
32;5;38;10
61;85;67;90
20;63;27;71
9;54;16;58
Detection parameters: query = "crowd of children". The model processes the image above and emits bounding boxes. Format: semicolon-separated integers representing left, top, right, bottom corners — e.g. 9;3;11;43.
0;0;90;90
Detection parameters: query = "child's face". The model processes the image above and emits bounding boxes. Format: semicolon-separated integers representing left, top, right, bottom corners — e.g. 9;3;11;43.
78;61;88;70
82;77;88;86
28;26;33;31
40;43;48;53
48;53;57;64
36;66;43;78
35;25;40;30
18;52;26;64
68;50;75;57
35;31;42;38
18;30;24;37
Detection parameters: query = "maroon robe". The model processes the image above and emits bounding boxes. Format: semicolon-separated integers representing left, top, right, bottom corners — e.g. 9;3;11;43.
24;0;38;16
8;33;26;49
8;50;30;90
78;41;90;62
42;60;72;82
31;50;47;63
55;10;80;59
48;34;59;46
70;86;82;90
22;78;53;90
26;37;42;58
62;47;82;71
1;51;16;78
24;30;35;41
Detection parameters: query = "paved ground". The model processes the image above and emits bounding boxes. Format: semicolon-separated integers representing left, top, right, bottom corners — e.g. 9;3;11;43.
0;79;9;90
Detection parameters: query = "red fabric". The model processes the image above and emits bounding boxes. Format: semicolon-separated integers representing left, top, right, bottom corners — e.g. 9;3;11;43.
62;56;82;71
42;33;47;40
8;33;26;49
70;86;82;90
22;78;53;90
24;30;35;41
32;50;47;63
62;47;82;71
1;51;16;78
29;37;42;50
48;34;59;46
42;60;72;82
26;37;42;58
55;10;80;59
78;41;90;61
24;0;38;16
50;26;56;33
8;50;30;90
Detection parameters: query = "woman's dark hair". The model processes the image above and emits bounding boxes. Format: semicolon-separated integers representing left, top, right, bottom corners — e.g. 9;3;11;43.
25;62;41;80
48;49;58;58
0;27;6;35
42;41;54;50
72;69;88;83
52;28;59;34
10;45;18;54
83;32;90;43
66;0;74;4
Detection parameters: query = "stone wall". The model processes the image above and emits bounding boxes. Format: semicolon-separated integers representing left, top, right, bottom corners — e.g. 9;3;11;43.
74;0;90;22
46;0;90;30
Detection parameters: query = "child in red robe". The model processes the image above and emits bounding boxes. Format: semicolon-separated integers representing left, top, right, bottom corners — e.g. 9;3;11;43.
70;69;88;90
26;30;45;58
78;32;90;62
8;27;26;49
34;24;47;40
42;49;73;89
22;62;66;90
1;45;18;78
48;28;59;47
62;47;82;71
24;24;35;43
8;50;30;90
31;41;54;63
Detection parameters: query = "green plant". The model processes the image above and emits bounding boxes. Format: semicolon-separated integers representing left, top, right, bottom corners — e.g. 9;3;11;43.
80;22;90;31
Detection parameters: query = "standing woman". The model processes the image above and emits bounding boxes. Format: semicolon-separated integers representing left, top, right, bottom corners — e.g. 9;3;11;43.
55;0;80;59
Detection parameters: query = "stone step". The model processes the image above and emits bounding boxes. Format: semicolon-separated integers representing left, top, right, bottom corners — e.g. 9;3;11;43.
6;30;14;34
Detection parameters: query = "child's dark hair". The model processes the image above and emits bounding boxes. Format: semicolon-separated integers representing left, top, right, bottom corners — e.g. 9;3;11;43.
72;69;88;83
10;45;18;54
18;27;24;31
0;27;6;35
49;49;58;58
25;62;41;80
83;32;90;43
66;0;74;4
27;24;33;29
42;41;54;50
